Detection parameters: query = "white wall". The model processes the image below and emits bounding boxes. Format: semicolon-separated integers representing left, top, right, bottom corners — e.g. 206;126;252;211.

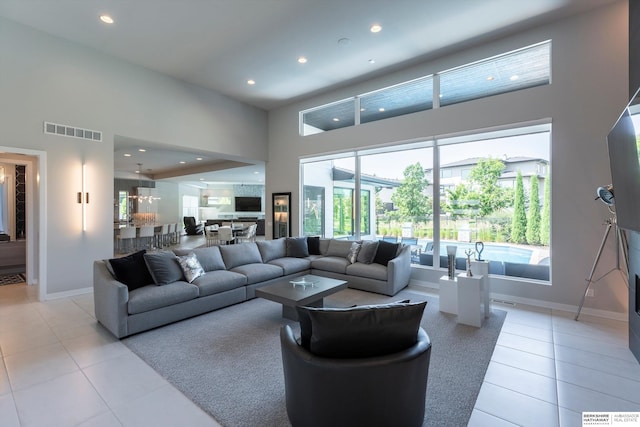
0;17;268;298
267;2;629;314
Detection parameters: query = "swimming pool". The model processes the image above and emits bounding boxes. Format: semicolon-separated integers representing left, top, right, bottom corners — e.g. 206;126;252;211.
434;241;533;264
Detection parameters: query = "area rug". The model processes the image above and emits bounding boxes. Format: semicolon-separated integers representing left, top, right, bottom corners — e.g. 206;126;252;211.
0;273;26;286
123;288;506;427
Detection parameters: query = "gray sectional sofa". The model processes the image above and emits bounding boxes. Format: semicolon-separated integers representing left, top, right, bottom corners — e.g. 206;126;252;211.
94;237;411;338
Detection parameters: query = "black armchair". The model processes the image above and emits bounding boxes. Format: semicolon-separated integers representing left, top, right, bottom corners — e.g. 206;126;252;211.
280;325;431;427
183;216;203;235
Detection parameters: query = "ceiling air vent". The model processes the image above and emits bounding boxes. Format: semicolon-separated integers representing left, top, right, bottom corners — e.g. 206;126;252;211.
43;121;102;142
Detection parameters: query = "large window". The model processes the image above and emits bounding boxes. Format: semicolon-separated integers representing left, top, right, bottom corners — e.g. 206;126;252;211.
300;41;551;135
439;42;551;106
303;185;324;236
333;187;354;237
300;123;551;281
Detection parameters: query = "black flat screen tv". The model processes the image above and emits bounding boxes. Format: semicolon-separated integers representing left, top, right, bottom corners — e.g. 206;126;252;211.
235;196;262;212
607;87;640;232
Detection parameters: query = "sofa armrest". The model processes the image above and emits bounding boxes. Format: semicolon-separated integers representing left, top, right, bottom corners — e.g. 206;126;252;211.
387;245;411;294
93;260;129;338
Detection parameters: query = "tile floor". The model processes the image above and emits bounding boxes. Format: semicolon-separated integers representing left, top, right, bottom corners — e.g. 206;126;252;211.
0;239;639;426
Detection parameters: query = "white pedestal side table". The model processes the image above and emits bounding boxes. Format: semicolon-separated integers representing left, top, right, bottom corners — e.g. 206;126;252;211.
438;275;458;314
456;273;484;327
471;260;491;318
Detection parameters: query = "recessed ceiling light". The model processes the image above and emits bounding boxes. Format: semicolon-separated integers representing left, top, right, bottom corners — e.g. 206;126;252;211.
138;148;146;152
124;153;131;157
199;178;205;181
332;118;340;122
179;161;186;164
370;24;382;33
510;75;519;81
486;76;495;81
368;59;376;64
247;79;256;85
253;171;260;175
99;15;114;24
196;157;203;161
378;107;385;112
297;56;308;64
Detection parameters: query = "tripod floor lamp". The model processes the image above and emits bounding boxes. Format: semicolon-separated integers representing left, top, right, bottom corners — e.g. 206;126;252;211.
575;186;629;321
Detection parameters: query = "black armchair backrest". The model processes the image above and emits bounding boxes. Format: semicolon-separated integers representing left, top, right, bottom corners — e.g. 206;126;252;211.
184;216;196;227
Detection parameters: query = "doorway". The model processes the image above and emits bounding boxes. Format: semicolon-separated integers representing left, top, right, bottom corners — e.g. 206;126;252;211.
0;146;47;301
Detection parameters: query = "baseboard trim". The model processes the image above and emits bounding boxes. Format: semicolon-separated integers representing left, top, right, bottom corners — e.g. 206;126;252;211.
409;279;628;322
46;286;93;301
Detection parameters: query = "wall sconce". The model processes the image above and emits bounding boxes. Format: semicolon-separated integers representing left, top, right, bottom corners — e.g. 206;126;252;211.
77;164;89;231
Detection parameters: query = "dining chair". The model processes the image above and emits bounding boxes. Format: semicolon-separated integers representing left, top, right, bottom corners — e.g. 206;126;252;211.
171;222;180;244
155;224;169;248
205;226;218;247
237;223;257;243
116;227;136;253
165;223;175;246
137;225;155;250
216;226;234;245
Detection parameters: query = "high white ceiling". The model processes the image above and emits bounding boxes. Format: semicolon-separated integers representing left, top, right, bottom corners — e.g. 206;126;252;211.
0;0;615;184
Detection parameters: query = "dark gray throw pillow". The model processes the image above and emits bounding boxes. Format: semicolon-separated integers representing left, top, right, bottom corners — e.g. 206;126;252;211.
108;250;154;291
286;237;309;258
306;236;321;255
143;250;185;285
373;240;400;266
356;240;379;264
298;301;427;358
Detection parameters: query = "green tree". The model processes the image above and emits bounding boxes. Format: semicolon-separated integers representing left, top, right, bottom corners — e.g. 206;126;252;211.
526;175;541;245
540;175;551;245
510;171;527;244
442;184;477;220
468;158;509;217
391;162;431;221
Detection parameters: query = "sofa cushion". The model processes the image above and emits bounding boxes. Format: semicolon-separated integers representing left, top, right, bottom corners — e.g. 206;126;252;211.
220;243;263;269
173;246;225;272
346;262;388;281
192;270;247;297
325;239;353;257
230;263;283;285
256;239;286;263
357;241;379;264
268;257;311;275
286;237;309;257
128;281;199;315
297;301;427;358
176;252;205;283
307;236;321;255
311;256;351;274
319;238;331;255
143;251;185;285
373;241;400;266
108;250;154;291
347;242;361;264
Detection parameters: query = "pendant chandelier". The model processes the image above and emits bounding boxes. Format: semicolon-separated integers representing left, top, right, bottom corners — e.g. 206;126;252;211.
129;163;161;204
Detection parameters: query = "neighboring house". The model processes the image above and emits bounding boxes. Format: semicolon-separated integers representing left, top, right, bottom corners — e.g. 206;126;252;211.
302;165;400;238
426;156;549;202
